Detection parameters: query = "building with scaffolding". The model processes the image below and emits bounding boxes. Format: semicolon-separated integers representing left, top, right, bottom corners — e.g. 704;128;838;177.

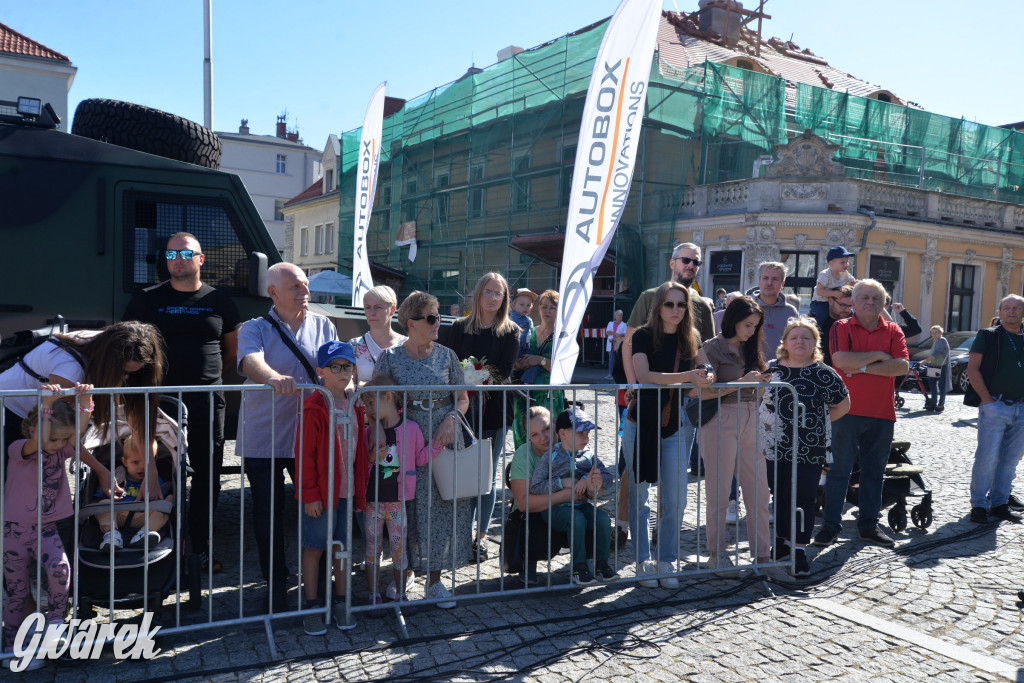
313;1;1024;335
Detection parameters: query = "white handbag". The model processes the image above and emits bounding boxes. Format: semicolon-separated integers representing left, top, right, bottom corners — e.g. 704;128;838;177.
926;366;942;379
432;411;493;501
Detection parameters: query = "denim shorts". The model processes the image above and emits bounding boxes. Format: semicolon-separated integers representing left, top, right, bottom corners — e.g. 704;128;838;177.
300;497;349;551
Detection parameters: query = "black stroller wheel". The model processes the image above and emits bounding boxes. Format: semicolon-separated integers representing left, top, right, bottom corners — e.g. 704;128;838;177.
888;506;908;533
911;503;933;530
894;395;905;409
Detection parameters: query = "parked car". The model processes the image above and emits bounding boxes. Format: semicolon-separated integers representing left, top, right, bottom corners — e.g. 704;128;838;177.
948;333;977;393
908;330;976;363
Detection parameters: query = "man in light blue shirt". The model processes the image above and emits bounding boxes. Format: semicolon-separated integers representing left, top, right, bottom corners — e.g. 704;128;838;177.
237;262;337;611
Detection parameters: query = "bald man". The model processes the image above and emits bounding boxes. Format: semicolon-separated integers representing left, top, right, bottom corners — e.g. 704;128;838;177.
236;262;337;611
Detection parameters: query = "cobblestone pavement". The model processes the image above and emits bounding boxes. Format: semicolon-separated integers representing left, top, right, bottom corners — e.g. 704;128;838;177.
12;371;1024;681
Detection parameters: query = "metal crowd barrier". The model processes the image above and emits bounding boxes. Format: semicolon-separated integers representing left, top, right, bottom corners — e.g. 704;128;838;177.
0;379;799;663
345;380;801;636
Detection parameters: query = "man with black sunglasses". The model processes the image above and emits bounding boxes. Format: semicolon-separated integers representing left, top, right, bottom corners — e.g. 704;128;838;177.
124;232;241;575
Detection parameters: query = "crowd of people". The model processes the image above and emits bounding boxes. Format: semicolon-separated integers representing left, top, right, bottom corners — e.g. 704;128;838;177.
5;231;1024;666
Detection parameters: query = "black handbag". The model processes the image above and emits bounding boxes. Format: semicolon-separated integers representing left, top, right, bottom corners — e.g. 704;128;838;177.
685;397;718;427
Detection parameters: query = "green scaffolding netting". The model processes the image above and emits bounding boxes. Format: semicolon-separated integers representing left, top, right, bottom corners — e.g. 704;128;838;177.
329;17;1024;309
795;84;1024;202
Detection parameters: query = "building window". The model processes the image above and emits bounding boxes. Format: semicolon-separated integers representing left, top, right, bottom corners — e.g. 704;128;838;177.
868;255;901;301
779;251;820;312
274;200;284;222
560;145;576;207
300;227;309;256
276;154;287;174
325;221;334;254
512;152;531;212
467;162;485;218
735;59;754;70
947;264;976;332
314;224;324;255
435;172;450;224
325;169;334;191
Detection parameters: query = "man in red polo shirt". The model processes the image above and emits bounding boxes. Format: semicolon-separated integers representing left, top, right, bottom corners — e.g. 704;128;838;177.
815;278;909;548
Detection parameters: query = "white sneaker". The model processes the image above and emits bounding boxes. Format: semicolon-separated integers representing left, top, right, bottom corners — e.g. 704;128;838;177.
100;529;123;551
726;500;739;524
425;581;456;609
128;527;161;548
386;571;416;600
636;560;658;588
658;561;680;589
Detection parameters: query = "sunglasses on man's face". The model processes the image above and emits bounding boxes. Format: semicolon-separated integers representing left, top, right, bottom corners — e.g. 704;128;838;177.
165;250;201;260
409;314;440;325
672;256;702;266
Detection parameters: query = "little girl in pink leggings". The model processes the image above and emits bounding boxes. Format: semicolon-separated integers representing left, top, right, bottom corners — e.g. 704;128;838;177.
3;384;92;669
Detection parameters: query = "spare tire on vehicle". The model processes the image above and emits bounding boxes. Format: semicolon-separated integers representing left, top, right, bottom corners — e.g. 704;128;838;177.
72;99;222;169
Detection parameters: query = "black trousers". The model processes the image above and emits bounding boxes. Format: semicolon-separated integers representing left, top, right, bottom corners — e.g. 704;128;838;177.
179;391;226;552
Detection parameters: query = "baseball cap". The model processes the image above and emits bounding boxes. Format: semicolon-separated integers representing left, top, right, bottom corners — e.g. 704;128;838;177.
316;341;356;368
555;406;600;432
826;246;854;261
513;288;538;302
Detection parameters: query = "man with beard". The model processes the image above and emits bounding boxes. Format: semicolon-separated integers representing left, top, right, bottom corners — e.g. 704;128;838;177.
124;232;240;575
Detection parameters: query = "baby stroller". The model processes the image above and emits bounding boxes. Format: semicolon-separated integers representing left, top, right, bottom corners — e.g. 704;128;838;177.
73;396;199;610
845;441;933;532
894;361;929;409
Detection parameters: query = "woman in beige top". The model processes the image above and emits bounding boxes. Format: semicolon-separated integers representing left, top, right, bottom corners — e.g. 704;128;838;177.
695;296;772;571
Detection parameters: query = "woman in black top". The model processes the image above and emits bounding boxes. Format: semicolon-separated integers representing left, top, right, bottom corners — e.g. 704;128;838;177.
623;282;714;587
439;272;521;560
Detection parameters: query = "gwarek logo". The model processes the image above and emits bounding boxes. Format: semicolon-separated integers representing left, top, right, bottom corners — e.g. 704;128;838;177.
10;612;161;672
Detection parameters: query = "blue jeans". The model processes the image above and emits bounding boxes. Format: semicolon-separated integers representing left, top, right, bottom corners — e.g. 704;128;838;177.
970;401;1024;509
621;416;692;563
541;502;610;565
927;366;947;407
822;414;894;533
608;349;616;376
470;426;509;540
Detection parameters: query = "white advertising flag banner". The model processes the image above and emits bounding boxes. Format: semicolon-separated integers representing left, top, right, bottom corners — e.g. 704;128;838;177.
351;82;386;307
549;0;661;385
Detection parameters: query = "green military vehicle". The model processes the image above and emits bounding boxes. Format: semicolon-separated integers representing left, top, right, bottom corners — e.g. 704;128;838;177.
0;96;278;339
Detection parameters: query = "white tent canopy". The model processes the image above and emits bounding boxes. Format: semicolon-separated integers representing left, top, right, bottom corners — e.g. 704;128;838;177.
307;270;353;296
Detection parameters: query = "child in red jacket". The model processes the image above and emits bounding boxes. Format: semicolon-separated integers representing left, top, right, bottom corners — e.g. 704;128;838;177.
294;341;368;635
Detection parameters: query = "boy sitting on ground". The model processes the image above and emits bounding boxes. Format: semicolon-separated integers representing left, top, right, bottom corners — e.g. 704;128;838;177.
529;407;617;585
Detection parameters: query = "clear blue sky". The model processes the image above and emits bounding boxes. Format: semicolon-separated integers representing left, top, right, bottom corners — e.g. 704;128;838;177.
6;0;1022;147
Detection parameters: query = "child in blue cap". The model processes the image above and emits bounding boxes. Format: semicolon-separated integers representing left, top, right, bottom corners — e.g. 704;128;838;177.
810;246;857;331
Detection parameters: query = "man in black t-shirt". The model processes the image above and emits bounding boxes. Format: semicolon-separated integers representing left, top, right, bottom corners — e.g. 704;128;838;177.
820;285;853;367
123;232;241;572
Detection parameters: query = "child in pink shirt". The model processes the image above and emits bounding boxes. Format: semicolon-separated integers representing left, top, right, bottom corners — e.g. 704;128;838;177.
3;384;92;662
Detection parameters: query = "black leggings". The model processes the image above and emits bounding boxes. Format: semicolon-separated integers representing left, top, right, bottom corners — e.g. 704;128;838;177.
768;459;821;546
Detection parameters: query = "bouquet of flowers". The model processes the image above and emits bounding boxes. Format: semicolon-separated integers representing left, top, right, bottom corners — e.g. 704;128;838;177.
461;356;495;388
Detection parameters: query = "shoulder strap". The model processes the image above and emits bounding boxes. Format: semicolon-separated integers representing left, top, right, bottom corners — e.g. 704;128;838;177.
17;336;85;383
262;314;319;385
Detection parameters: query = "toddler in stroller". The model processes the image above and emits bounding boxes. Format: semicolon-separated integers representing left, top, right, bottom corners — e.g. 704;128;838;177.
76;398;187;608
93;434;173;551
